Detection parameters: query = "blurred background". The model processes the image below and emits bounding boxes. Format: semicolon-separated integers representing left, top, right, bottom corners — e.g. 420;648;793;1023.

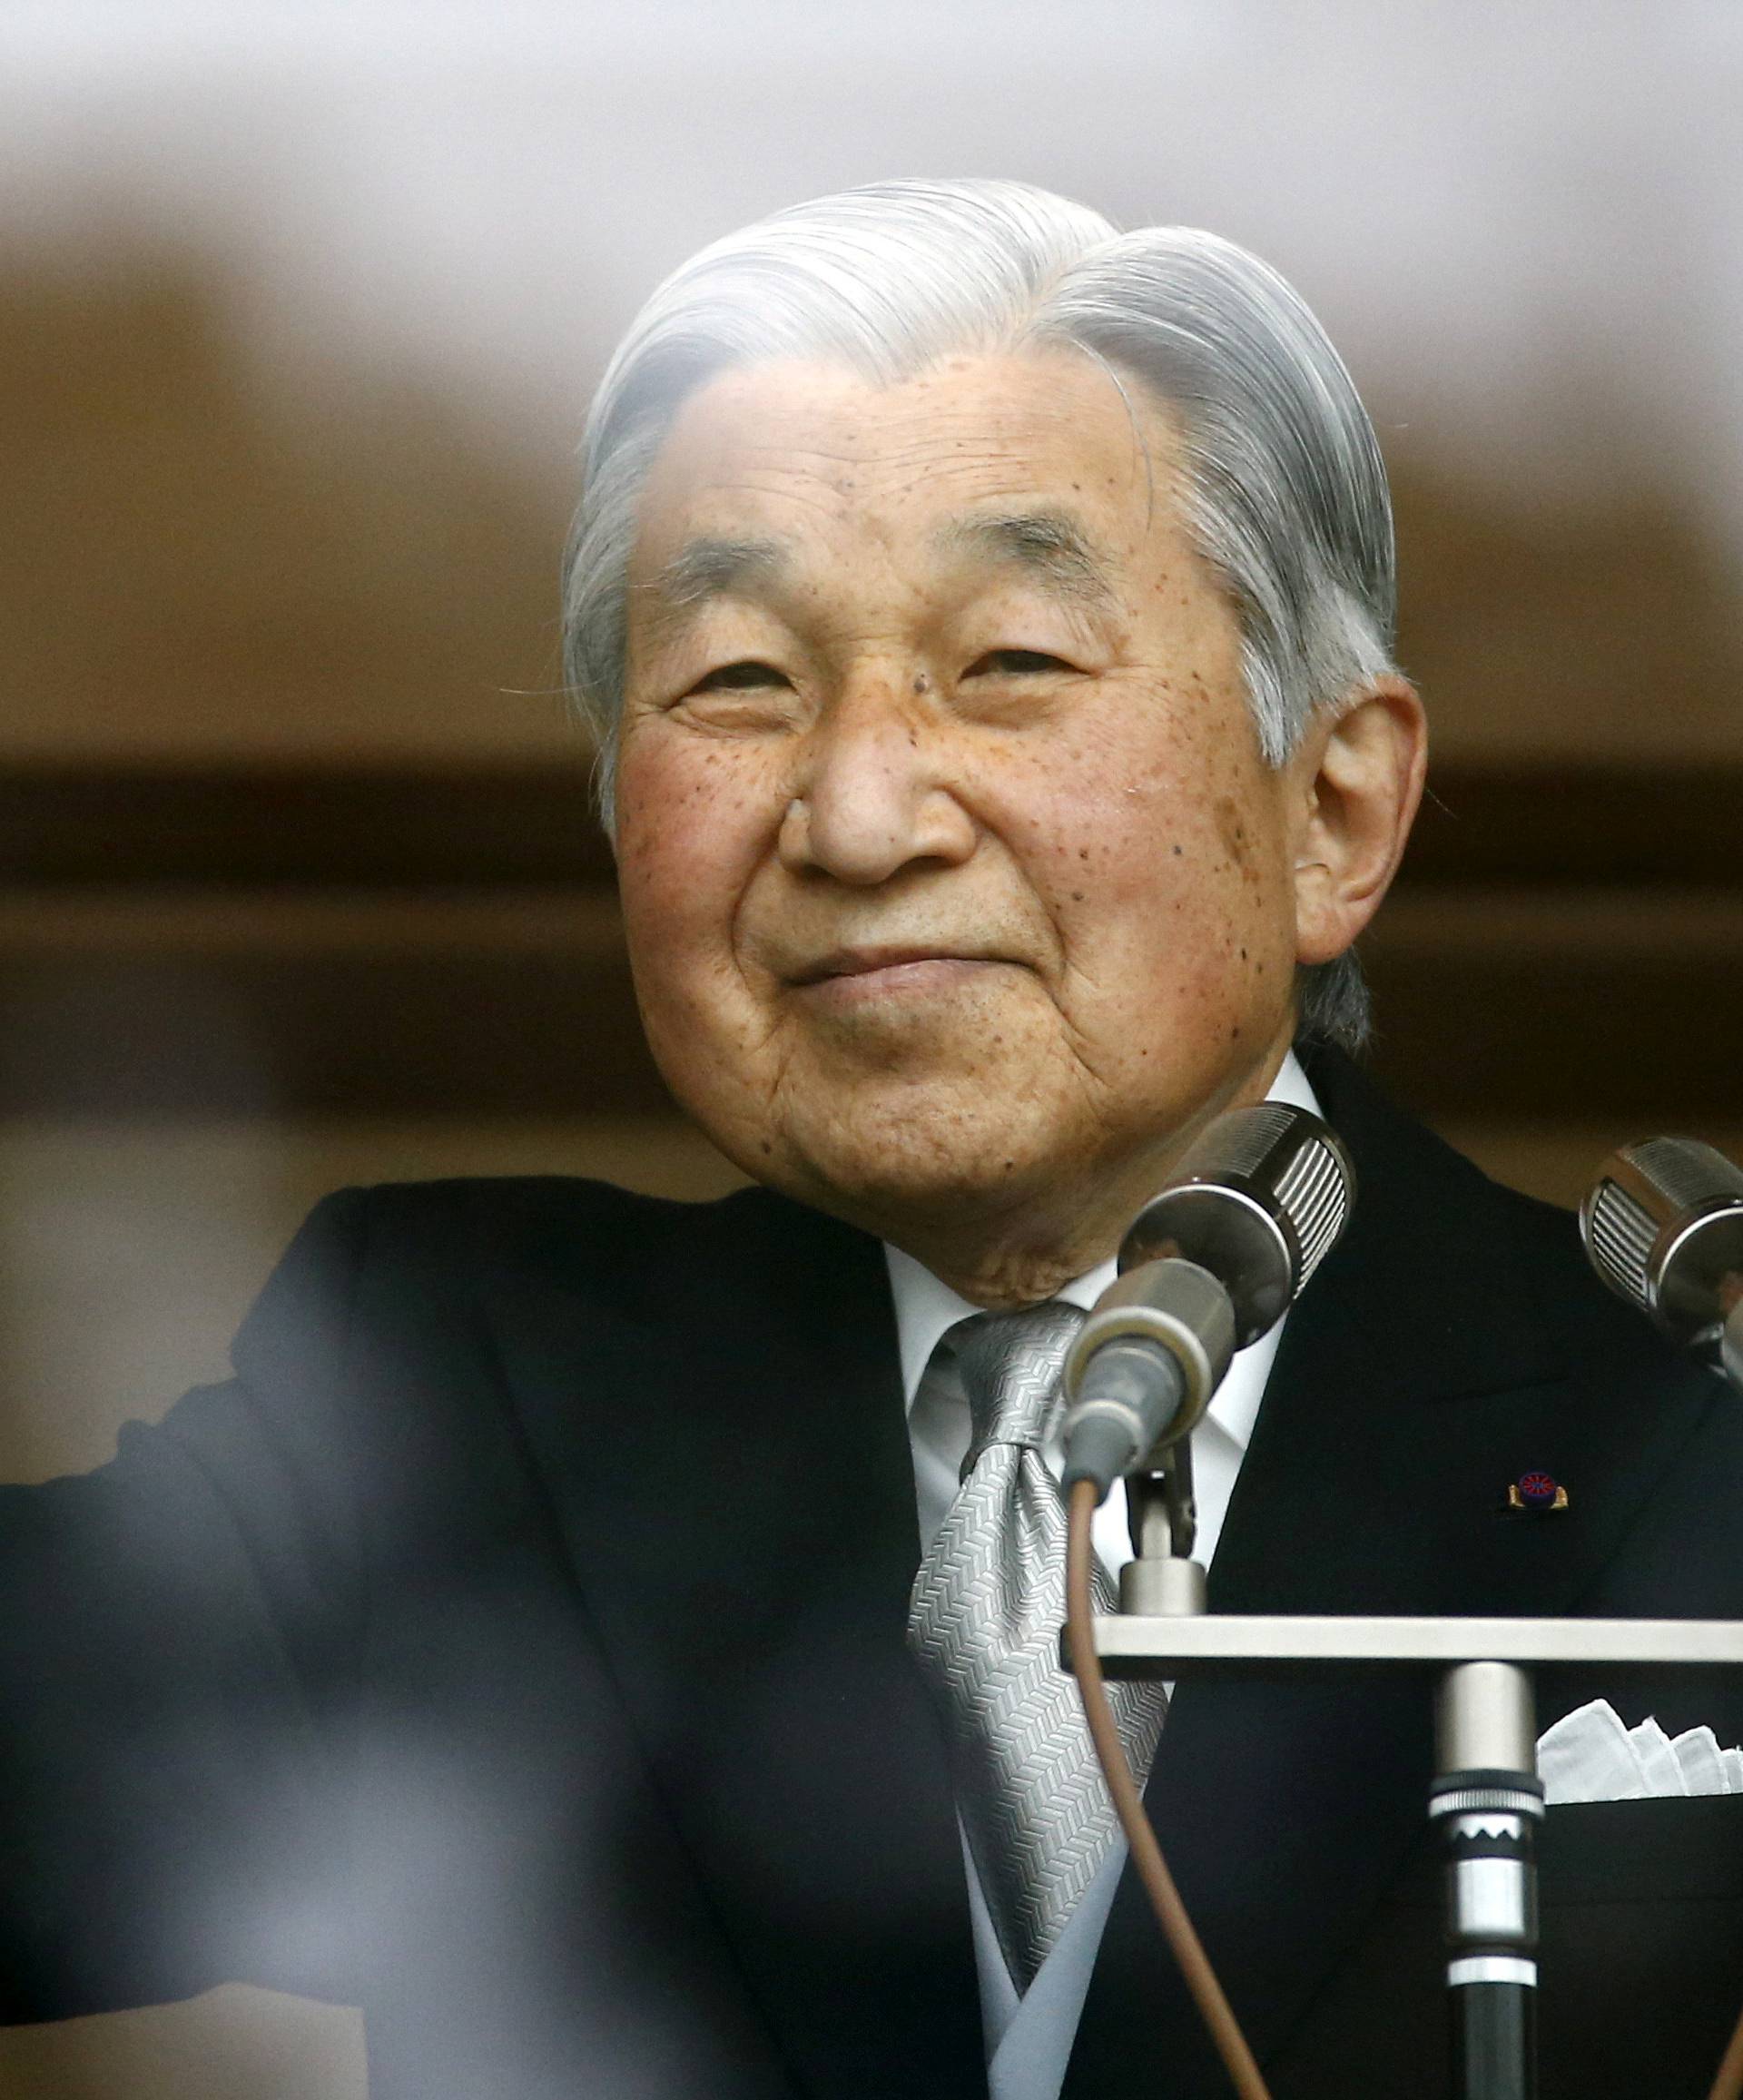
4;0;1742;2090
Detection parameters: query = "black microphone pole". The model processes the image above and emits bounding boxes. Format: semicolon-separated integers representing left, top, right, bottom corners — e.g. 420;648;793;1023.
1431;1663;1543;2100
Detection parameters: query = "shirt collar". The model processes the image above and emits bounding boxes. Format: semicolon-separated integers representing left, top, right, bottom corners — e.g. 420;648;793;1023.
883;1047;1324;1444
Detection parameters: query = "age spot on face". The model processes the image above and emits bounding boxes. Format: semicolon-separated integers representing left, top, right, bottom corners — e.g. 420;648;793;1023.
1216;795;1252;872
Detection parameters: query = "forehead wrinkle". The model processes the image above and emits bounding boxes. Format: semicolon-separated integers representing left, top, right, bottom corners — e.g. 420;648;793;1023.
932;508;1122;613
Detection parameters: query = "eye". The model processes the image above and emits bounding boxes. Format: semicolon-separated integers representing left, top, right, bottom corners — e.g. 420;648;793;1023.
690;659;791;693
963;648;1070;677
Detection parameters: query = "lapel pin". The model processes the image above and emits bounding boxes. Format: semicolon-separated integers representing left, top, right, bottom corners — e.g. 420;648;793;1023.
1506;1470;1569;1513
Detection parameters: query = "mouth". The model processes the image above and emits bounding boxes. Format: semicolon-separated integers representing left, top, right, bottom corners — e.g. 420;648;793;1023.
787;945;1016;1001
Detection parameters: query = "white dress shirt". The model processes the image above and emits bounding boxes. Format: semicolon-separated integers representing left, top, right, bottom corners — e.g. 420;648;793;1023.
883;1051;1322;2100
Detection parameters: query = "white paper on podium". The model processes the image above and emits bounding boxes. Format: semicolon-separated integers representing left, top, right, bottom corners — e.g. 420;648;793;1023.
1537;1699;1743;1803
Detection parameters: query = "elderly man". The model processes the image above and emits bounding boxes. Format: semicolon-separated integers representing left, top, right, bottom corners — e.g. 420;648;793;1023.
5;180;1743;2100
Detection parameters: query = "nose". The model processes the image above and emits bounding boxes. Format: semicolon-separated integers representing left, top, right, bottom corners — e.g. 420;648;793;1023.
778;679;976;885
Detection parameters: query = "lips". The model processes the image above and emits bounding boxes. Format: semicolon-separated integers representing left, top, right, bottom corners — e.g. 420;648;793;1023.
789;944;1004;986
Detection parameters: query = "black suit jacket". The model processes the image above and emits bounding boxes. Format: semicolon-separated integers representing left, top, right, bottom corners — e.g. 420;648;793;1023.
5;1049;1743;2098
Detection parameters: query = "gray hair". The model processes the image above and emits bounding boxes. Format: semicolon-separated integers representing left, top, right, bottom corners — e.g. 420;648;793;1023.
563;178;1400;1051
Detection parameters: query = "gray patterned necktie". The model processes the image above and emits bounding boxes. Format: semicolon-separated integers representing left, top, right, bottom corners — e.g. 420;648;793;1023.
906;1302;1167;1991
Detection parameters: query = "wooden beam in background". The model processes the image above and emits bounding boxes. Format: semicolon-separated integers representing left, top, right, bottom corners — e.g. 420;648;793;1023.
1400;767;1743;888
2;761;1739;891
1364;890;1743;1120
0;882;1738;1124
0;764;611;888
1;762;1738;1122
0;891;663;1119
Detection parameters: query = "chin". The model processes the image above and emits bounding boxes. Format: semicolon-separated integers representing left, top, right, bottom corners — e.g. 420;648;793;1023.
767;1086;1078;1233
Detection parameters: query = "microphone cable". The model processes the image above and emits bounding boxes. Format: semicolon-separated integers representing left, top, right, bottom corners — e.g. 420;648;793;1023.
1066;1478;1272;2100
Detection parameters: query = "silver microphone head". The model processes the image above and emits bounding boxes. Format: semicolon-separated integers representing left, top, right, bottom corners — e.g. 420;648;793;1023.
1118;1103;1356;1347
1581;1139;1743;1346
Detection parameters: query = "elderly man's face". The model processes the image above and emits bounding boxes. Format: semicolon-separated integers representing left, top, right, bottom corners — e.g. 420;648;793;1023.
615;350;1324;1300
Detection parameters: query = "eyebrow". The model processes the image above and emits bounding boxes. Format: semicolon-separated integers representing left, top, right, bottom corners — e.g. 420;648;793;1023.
932;508;1120;611
638;535;787;637
635;507;1119;645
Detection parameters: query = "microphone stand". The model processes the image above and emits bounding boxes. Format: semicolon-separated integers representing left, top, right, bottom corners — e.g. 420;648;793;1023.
1070;1497;1743;2100
1121;1446;1206;1616
1431;1663;1541;2100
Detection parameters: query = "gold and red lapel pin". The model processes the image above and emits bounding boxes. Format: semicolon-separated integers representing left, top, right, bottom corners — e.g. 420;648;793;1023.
1506;1470;1570;1513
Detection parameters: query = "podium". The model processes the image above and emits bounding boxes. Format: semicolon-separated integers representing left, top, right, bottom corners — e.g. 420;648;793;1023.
1068;1608;1743;2099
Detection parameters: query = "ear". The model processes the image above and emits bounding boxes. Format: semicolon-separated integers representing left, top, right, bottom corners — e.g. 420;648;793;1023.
1287;676;1427;966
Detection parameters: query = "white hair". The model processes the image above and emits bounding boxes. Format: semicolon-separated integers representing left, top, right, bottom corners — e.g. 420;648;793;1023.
562;179;1400;1050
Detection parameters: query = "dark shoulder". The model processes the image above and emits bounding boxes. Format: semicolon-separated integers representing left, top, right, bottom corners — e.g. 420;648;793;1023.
352;1171;754;1252
224;1171;884;1464
248;1172;872;1330
303;1171;829;1280
1307;1037;1576;1255
1303;1040;1676;1376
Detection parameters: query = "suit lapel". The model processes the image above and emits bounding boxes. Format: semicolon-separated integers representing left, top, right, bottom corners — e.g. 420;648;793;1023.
1067;1050;1720;2095
485;1187;983;2100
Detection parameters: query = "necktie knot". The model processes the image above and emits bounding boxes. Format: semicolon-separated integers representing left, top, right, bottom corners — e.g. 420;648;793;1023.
949;1300;1085;1479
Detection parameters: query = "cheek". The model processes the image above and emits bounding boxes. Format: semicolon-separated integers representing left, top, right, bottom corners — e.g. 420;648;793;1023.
613;734;772;991
1002;715;1292;1003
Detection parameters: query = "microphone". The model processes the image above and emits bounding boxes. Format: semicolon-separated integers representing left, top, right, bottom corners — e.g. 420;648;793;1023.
1581;1138;1743;1393
1061;1102;1356;1500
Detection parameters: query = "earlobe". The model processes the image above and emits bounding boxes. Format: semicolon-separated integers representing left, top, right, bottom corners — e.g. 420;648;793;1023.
1290;676;1427;967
